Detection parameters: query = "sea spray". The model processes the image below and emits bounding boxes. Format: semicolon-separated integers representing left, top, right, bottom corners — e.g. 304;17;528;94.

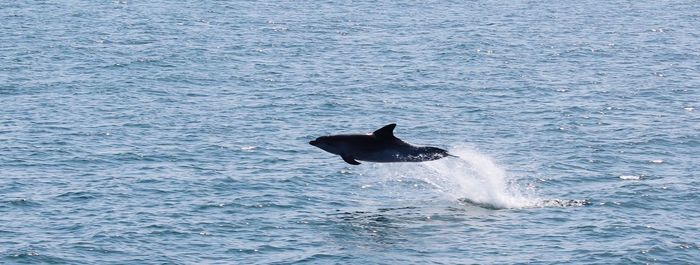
369;146;537;209
424;147;537;208
365;146;590;208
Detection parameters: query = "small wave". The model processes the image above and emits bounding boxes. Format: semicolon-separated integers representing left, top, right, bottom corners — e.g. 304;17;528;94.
55;191;98;201
619;175;641;180
2;198;41;207
458;198;590;209
457;198;510;210
536;199;591;207
4;249;74;264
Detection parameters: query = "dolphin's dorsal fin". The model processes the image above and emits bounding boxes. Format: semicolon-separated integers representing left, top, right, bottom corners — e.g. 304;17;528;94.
373;123;396;140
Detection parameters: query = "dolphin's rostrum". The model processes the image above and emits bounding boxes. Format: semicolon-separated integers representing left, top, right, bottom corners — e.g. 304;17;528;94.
309;124;453;165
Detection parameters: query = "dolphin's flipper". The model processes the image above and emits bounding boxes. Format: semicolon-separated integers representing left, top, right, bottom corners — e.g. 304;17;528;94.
373;123;396;140
341;155;361;165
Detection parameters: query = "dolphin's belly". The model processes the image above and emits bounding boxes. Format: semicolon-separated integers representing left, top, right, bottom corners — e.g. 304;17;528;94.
355;148;444;163
356;150;403;162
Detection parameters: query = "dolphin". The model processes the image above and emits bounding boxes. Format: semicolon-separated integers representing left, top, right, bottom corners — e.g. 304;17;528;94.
309;123;453;165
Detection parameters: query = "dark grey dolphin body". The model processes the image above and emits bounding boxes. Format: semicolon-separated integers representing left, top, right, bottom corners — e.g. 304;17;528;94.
309;124;452;165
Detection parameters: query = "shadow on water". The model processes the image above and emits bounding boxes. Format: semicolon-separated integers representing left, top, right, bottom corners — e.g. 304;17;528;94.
326;207;424;246
323;199;592;255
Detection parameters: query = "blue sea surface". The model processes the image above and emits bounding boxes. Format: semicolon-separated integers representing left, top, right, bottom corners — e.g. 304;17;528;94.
2;1;699;264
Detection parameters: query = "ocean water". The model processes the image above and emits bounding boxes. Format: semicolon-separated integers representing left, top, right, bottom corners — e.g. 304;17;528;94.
1;0;699;264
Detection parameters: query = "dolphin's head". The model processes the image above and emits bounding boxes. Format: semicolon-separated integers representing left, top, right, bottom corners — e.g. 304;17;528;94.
309;136;342;155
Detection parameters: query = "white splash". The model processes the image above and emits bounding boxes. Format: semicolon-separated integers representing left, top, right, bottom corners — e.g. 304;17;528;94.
423;146;537;209
370;146;539;209
619;175;641;180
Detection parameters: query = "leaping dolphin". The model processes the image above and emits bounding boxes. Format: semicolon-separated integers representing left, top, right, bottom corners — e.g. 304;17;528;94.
309;123;453;165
